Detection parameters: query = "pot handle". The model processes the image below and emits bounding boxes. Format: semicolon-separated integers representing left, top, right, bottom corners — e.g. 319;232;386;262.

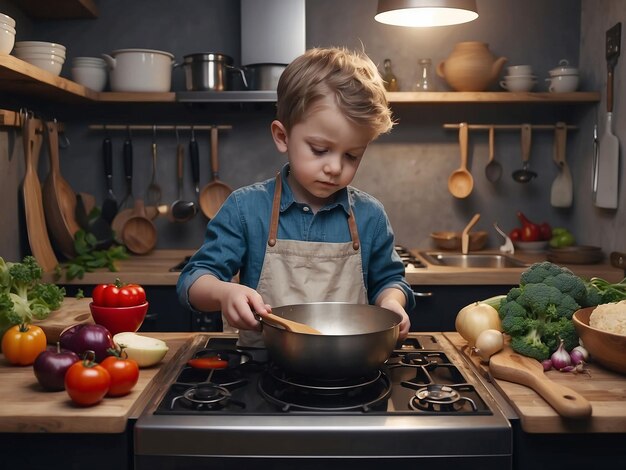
101;54;115;70
227;65;248;88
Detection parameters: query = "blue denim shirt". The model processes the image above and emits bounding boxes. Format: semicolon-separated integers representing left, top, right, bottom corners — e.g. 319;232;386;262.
177;164;416;313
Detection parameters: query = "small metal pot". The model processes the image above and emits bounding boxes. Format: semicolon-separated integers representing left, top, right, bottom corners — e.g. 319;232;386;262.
242;63;287;90
181;52;247;91
259;302;401;379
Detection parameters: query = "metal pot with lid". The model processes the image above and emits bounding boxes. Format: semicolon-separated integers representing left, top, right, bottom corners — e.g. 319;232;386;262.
181;52;247;91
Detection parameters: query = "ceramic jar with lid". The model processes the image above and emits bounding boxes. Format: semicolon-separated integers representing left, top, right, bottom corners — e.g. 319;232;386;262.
546;59;579;92
436;42;507;91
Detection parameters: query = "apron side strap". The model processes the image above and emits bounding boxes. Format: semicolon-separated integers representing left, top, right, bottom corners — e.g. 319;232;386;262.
268;172;282;247
348;209;360;251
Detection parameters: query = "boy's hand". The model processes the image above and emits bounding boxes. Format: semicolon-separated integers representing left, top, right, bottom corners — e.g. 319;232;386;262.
376;288;411;341
218;283;271;331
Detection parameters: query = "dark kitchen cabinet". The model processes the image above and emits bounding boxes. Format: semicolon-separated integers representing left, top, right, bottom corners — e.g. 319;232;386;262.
408;284;513;332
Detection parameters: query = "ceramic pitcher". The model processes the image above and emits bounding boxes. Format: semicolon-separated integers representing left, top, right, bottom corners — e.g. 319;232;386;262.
437;42;507;91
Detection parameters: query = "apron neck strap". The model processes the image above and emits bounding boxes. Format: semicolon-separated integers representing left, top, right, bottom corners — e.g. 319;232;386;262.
267;173;360;251
268;172;282;247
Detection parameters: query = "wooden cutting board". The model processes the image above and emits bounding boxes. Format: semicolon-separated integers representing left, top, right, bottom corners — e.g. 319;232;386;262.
444;332;626;433
33;297;94;343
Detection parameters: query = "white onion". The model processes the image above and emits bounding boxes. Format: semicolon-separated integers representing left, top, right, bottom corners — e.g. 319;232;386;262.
113;332;169;367
456;302;502;346
472;329;504;362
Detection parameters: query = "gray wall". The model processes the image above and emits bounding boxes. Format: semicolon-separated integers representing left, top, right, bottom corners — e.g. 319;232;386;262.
1;0;624;263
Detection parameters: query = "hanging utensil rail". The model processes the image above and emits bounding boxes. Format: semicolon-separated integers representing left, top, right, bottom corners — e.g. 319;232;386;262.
88;124;232;132
443;123;577;131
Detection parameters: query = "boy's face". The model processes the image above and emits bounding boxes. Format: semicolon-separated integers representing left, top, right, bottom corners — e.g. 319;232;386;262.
271;96;373;210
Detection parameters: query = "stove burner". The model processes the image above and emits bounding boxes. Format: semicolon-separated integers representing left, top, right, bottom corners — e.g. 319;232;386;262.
259;368;392;412
410;384;477;412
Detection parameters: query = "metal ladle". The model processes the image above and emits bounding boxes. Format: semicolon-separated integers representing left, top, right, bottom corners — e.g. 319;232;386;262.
170;128;197;222
512;124;537;183
484;126;502;183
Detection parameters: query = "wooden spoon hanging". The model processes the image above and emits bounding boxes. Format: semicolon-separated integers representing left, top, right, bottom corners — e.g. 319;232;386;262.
121;199;157;255
199;127;233;219
42;120;80;259
258;311;322;335
448;122;474;198
21;115;58;272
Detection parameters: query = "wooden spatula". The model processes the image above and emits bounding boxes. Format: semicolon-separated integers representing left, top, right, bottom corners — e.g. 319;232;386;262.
489;347;592;419
258;312;322;335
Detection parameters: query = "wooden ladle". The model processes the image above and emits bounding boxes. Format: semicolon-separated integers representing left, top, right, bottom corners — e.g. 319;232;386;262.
121;199;157;255
448;122;474;198
199;127;233;219
258;311;322;335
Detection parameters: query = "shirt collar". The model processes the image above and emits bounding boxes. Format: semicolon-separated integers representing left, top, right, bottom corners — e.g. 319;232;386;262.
279;163;351;215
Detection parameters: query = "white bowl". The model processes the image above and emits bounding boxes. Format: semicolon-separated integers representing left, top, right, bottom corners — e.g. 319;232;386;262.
0;23;15;54
546;74;579;93
72;65;107;91
507;65;533;76
14;52;66;64
72;56;106;66
15;40;65;50
19;56;64;75
0;12;16;28
14;45;66;57
500;76;537;92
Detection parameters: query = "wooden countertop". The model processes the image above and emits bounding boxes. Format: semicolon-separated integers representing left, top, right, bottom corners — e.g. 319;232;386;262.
0;332;196;434
445;332;626;434
43;248;624;286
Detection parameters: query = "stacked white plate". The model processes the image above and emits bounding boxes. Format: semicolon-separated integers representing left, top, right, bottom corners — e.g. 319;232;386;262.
13;40;66;76
0;12;16;54
71;56;107;91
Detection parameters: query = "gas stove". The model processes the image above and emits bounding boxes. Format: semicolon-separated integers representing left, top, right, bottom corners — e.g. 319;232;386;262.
135;333;511;469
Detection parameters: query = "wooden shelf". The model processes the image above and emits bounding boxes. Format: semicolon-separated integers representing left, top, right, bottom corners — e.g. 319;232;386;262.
0;55;601;107
386;91;601;103
11;0;99;19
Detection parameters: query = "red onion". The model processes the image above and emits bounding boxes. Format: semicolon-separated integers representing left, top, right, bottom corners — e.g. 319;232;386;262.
550;339;572;371
541;359;553;371
570;345;589;365
59;324;114;362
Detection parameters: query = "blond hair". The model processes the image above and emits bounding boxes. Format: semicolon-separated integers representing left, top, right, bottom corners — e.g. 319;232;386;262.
275;47;394;137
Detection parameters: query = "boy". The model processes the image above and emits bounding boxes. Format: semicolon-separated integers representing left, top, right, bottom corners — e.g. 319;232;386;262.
177;47;415;346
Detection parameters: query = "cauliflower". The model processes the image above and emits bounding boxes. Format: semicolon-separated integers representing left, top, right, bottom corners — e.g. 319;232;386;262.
589;300;626;336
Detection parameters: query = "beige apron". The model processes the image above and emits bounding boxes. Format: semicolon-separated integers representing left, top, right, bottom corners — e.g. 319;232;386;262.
237;174;368;347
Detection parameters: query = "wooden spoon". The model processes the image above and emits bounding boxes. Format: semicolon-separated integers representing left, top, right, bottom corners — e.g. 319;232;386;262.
199;127;233;219
258;311;322;335
42;120;80;259
121;199;157;255
447;122;474;198
550;122;573;207
489;347;592;419
461;213;480;254
21;114;58;272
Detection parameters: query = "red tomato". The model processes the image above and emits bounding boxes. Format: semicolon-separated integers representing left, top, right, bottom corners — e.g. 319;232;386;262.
521;224;540;242
92;279;146;307
100;355;139;397
65;355;111;406
539;222;552;241
508;227;522;242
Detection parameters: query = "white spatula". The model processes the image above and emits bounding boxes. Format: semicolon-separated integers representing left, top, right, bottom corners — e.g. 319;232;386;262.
550;122;573;207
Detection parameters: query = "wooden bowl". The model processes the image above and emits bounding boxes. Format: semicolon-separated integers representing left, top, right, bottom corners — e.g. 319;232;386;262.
430;231;487;251
573;307;626;375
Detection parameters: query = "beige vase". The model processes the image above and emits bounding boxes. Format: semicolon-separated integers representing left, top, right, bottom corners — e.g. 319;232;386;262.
437;42;507;91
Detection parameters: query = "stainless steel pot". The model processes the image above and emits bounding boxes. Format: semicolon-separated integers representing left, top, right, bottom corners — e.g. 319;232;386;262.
181;52;247;91
259;302;401;379
242;63;286;90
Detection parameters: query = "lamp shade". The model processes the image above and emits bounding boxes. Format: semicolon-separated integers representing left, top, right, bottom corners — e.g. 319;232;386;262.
375;0;478;27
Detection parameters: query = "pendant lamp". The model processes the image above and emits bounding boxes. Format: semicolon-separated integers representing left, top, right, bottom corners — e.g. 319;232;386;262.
375;0;478;27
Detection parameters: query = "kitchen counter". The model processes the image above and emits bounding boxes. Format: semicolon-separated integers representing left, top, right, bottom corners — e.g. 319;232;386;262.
3;330;625;435
43;248;624;286
0;332;196;433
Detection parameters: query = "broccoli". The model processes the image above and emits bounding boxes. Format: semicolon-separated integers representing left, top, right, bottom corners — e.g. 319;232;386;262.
499;261;596;361
0;256;65;337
